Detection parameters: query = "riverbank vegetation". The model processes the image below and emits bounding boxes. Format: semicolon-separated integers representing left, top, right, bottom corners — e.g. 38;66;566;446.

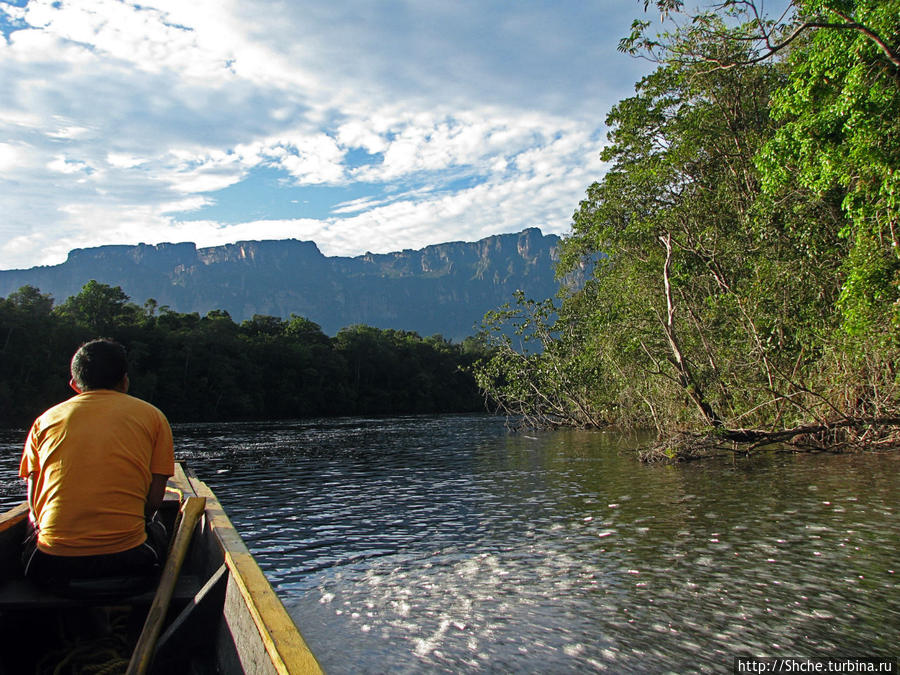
0;281;488;426
473;0;899;459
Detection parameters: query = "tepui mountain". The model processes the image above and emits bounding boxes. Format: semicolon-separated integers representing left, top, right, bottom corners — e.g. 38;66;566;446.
0;228;563;341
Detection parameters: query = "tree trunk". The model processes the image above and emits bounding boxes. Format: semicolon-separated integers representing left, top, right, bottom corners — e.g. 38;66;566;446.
659;233;723;427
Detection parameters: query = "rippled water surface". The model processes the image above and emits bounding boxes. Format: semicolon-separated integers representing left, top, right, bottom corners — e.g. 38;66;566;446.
2;415;898;673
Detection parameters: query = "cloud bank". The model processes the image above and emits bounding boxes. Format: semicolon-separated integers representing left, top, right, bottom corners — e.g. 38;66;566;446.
0;0;650;269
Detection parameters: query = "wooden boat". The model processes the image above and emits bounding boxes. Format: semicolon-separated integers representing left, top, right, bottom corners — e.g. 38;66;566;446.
0;463;323;674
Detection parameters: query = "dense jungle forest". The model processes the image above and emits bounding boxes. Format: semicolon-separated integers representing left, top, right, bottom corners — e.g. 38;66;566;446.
0;281;489;426
473;0;900;458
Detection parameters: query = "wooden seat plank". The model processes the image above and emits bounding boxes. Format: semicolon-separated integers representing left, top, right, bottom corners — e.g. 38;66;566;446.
0;574;205;610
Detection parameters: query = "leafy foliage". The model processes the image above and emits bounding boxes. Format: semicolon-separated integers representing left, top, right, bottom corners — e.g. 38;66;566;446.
758;0;900;334
473;292;607;428
475;0;900;452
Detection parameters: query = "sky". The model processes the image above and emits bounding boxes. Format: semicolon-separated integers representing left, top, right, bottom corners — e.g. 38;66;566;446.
0;0;658;270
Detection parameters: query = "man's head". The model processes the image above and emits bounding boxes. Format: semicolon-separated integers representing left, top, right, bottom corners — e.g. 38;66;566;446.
70;339;129;392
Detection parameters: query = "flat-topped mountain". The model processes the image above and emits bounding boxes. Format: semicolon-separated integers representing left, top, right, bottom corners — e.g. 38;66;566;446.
0;228;562;340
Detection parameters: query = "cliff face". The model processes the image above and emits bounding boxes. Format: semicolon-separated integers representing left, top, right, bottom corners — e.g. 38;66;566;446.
0;228;562;340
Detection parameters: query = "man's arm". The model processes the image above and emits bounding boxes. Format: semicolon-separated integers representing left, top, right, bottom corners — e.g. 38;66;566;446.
145;473;169;517
25;471;36;513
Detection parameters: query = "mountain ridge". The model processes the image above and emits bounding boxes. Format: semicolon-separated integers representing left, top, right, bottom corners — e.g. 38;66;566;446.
0;228;562;340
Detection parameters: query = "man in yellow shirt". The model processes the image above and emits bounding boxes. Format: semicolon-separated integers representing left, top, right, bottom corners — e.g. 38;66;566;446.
19;338;175;592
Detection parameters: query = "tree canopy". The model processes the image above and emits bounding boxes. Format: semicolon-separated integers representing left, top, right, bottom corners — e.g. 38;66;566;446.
474;0;899;457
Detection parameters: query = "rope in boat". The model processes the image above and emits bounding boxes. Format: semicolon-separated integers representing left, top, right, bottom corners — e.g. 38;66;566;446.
35;608;131;675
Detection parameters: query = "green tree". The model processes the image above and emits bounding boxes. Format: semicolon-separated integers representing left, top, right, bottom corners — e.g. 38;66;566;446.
559;34;818;433
5;285;54;317
54;280;140;334
284;315;330;345
240;314;286;340
631;1;900;335
0;286;71;422
475;292;606;428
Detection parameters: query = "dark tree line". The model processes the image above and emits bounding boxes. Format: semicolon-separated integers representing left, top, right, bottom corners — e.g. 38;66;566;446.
0;281;490;426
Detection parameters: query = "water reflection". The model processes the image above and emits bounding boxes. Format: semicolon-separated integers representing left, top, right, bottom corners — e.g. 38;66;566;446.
1;416;897;672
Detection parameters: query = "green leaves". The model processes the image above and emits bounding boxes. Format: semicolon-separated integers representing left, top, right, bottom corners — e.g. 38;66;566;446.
760;0;900;335
53;280;140;334
476;0;899;440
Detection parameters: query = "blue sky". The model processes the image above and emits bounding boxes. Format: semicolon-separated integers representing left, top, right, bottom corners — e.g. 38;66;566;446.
0;0;658;269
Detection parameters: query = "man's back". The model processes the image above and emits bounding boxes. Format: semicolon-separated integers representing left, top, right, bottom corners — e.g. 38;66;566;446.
21;389;173;556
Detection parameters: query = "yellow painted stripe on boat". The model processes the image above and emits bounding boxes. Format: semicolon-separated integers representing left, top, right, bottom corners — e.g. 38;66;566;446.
171;463;197;496
191;479;324;675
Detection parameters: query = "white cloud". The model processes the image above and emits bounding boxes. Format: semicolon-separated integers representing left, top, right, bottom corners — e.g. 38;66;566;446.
47;155;92;175
6;26;95;66
46;124;90;140
265;133;346;184
17;0;233;81
336;121;388;155
331;195;392;216
0;143;24;173
158;196;213;214
1;232;56;268
106;152;144;169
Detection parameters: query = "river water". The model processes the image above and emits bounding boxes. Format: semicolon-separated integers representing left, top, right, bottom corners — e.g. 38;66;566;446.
1;414;897;673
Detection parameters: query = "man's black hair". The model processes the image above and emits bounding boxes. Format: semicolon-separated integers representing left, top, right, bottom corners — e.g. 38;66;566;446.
70;339;128;391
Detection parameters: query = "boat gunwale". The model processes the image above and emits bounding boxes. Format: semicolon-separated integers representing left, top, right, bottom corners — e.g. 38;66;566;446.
0;502;27;533
172;465;323;675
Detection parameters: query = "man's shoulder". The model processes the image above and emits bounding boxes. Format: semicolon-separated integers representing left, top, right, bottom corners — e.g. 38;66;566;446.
34;395;80;424
120;393;169;420
33;391;170;429
73;390;169;425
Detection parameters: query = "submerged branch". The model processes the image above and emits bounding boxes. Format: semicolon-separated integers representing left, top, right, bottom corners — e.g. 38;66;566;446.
640;416;900;462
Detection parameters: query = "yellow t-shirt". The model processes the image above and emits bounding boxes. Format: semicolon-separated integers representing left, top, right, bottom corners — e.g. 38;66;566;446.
19;390;175;556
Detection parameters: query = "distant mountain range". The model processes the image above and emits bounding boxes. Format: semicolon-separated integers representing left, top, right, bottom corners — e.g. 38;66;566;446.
0;228;564;340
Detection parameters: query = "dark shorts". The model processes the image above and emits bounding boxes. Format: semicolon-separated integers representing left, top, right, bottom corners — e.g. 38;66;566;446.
22;516;169;594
